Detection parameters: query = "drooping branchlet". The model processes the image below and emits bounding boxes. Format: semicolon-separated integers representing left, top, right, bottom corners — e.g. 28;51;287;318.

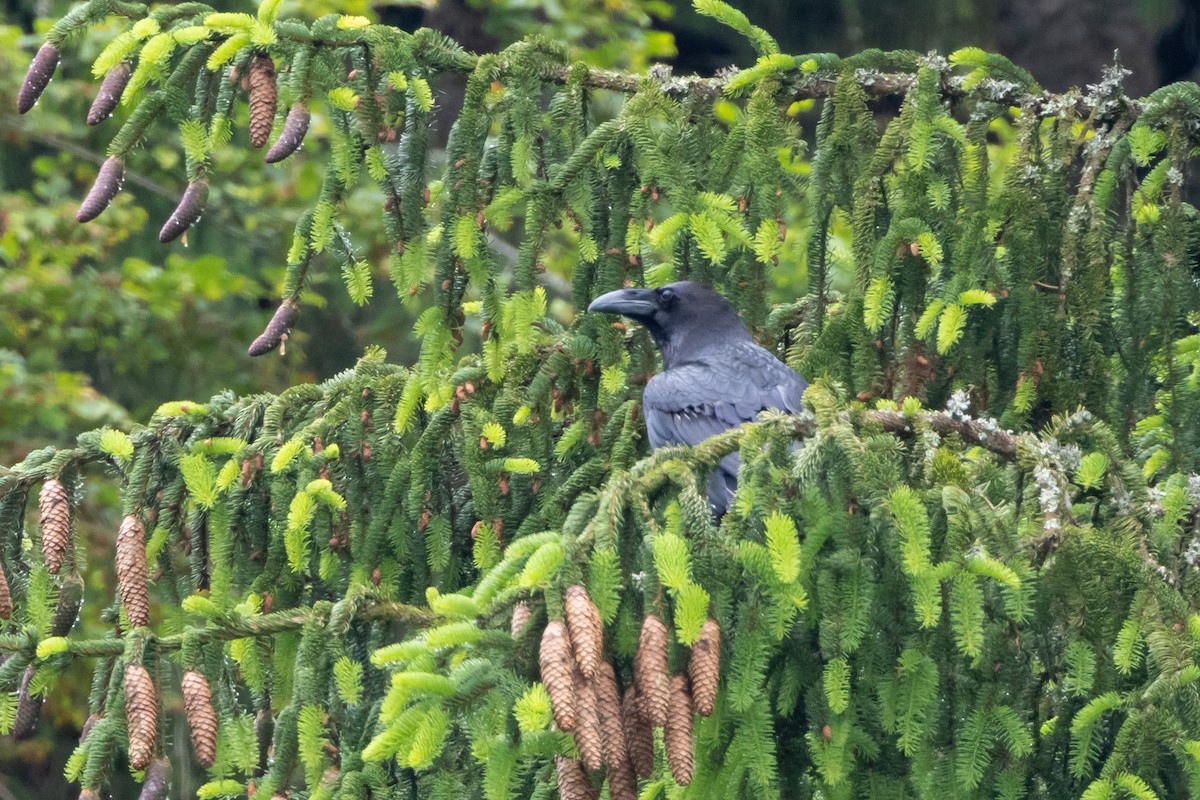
159;181;209;243
18;42;59;114
76;156;125;223
88;62;132;125
248;300;299;357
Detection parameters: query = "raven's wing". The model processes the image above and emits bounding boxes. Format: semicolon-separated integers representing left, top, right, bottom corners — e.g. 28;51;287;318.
642;340;806;449
642;341;807;513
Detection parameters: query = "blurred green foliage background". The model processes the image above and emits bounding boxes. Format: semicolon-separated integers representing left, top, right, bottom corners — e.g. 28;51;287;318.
0;0;1192;795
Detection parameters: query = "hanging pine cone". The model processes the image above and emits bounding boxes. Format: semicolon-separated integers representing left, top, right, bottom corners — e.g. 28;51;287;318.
265;103;310;163
182;670;218;767
80;713;101;743
0;556;11;620
690;618;720;716
247;53;277;148
565;585;603;679
573;668;603;772
88;62;131;125
76;156;125;222
18;42;59;114
622;687;655;779
116;514;150;628
248;300;299;357
664;674;694;785
79;790;99;800
39;478;72;574
124;663;157;770
159;180;209;243
13;665;42;739
139;757;170;800
511;600;531;636
554;755;598;800
634;614;670;727
538;620;576;731
51;571;84;636
594;663;637;800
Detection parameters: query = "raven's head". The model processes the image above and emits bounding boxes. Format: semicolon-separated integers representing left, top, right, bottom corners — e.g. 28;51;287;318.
587;281;749;366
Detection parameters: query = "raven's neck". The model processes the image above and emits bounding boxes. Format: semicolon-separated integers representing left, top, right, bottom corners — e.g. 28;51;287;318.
657;323;753;370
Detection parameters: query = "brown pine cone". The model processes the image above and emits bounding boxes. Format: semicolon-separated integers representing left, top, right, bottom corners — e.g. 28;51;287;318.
88;62;132;125
573;668;603;772
13;665;42;739
255;704;274;775
116;515;150;627
51;571;84;636
565;585;603;679
622;687;655;778
634;614;670;727
664;674;694;785
265;103;310;163
159;180;209;243
0;556;11;620
80;713;101;743
538;620;576;731
182;670;218;767
139;757;170;800
555;755;598;800
18;42;59;114
594;663;638;800
690;618;720;716
39;478;72;574
510;600;531;637
124;663;158;770
79;790;99;800
77;156;125;222
247;53;277;148
248;300;299;357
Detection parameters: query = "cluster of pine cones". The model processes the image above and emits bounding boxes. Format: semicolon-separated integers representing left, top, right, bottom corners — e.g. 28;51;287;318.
532;586;720;799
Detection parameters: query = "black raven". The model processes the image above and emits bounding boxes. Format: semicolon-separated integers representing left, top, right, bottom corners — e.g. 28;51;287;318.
588;281;808;515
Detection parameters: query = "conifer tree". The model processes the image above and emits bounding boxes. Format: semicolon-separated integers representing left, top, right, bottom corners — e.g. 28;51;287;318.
4;2;1200;799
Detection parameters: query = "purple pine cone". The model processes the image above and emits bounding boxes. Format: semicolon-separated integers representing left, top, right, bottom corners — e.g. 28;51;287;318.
265;103;311;163
159;181;209;243
18;42;59;114
248;300;299;356
76;156;125;223
88;62;132;125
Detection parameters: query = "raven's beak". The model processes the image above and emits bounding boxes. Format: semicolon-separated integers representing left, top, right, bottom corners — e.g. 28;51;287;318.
587;287;658;320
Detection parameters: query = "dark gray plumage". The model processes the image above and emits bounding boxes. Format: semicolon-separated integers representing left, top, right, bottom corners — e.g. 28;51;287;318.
588;281;808;515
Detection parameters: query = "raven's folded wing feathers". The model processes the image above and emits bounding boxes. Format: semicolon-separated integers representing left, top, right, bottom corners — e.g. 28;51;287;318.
641;341;807;513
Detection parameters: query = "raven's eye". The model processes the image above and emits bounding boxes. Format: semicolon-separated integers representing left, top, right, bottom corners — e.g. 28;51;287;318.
657;287;676;307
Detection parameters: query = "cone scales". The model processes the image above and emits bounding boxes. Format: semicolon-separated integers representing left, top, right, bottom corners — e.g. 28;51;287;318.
690;618;720;716
664;674;694;785
594;663;637;800
124;663;157;770
622;687;655;779
511;600;531;636
116;515;150;627
538;620;576;731
565;585;603;678
634;614;670;726
555;755;598;800
247;54;277;148
0;555;11;620
39;478;72;574
573;668;603;771
182;670;219;767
